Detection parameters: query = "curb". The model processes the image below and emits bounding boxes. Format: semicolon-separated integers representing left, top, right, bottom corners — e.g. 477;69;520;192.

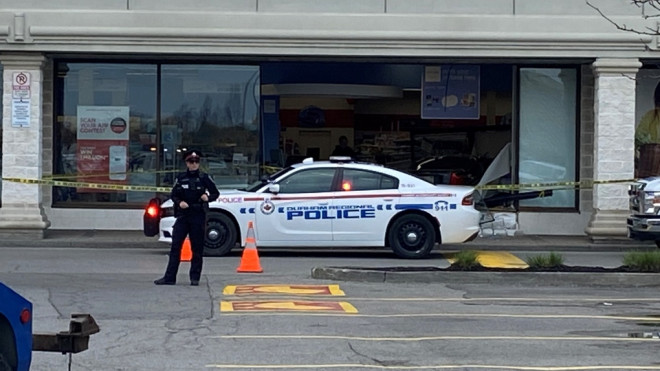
311;266;660;287
0;240;164;249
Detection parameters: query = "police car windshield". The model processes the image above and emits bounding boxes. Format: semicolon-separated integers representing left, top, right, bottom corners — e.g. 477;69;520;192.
243;166;294;192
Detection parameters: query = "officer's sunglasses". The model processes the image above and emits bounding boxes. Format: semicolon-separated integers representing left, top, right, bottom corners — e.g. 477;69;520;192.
186;158;200;164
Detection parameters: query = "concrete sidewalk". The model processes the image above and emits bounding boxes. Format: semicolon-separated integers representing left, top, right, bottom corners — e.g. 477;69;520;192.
0;229;655;251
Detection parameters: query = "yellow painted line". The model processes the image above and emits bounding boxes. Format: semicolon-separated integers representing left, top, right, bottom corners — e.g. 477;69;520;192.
222;284;345;296
212;334;658;342
446;251;529;269
220;300;358;313
205;363;660;370
218;312;660;321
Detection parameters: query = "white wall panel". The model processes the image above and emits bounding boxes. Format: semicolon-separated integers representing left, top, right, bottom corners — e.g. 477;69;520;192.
258;0;384;14
515;0;643;16
387;0;512;15
130;0;256;12
47;209;143;230
0;0;126;10
518;212;591;235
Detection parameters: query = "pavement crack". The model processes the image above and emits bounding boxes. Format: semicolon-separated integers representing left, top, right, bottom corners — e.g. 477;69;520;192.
203;277;213;320
347;342;411;367
47;287;65;319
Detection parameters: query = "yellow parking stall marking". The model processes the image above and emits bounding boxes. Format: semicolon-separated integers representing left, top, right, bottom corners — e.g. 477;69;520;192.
220;300;358;313
222;284;345;296
446;251;529;269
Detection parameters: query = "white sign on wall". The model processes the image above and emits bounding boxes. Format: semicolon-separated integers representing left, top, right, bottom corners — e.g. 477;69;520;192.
77;106;130;140
11;72;31;128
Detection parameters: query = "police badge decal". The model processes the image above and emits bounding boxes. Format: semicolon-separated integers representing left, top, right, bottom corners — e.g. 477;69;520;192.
260;199;275;215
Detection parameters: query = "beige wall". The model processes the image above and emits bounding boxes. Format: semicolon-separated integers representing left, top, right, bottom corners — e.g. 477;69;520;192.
0;1;652;59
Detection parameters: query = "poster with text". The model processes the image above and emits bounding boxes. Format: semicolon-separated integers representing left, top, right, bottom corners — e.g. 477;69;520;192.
76;106;130;190
421;65;480;119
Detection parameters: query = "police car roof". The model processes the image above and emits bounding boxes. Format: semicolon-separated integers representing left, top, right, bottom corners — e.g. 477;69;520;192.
292;157;383;169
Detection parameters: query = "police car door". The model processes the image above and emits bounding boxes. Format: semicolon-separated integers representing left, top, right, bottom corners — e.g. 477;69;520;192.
332;168;400;242
255;167;337;243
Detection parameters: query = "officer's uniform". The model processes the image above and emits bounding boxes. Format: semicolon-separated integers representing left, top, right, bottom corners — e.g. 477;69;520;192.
155;151;219;285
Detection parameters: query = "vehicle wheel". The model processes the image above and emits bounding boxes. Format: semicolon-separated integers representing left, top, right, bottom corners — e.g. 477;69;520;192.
204;213;238;256
388;214;436;259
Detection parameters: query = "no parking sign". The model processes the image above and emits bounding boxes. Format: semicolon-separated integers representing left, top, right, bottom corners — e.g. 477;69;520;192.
11;71;31;127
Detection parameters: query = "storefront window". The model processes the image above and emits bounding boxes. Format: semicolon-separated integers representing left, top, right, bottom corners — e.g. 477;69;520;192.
53;62;260;206
54;63;157;205
160;65;260;189
519;67;578;208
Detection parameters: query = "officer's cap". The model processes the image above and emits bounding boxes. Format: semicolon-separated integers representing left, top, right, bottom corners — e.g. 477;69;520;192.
183;149;202;161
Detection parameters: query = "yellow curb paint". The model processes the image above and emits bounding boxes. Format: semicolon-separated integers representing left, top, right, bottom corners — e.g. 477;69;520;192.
446;251;529;269
223;284;345;296
475;251;529;269
220;300;358;313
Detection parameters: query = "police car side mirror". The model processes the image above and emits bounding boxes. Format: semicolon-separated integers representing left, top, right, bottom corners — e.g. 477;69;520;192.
268;184;280;194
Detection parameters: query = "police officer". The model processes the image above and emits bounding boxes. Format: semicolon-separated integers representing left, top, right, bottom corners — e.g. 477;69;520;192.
155;149;219;286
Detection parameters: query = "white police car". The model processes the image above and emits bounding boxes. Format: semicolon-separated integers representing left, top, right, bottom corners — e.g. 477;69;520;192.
144;157;481;259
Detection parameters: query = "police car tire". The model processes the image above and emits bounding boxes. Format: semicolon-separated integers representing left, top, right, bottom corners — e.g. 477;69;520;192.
203;213;237;256
388;214;435;259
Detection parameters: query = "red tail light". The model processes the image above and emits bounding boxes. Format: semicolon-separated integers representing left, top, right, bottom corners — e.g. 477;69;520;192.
462;193;474;206
20;308;31;324
449;173;464;185
146;205;159;217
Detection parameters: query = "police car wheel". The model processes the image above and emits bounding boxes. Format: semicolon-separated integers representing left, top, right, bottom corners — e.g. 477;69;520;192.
203;213;237;256
388;214;435;259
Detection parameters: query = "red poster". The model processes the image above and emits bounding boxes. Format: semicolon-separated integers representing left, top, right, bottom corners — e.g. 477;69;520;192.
76;106;130;192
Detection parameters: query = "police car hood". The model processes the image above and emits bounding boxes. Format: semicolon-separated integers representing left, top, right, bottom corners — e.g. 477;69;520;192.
160;189;250;208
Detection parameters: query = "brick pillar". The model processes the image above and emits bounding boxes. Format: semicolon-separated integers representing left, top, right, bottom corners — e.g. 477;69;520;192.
0;53;50;237
585;58;640;239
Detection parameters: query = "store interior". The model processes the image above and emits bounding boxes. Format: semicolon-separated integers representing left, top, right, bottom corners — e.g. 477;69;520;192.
262;62;513;186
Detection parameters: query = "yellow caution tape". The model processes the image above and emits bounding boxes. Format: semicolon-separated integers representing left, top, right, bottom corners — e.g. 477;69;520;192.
41;169;178;181
475;178;638;191
0;175;638;194
2;177;171;193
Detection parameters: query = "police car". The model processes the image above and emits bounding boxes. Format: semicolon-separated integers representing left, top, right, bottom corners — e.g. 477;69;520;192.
144;157;481;259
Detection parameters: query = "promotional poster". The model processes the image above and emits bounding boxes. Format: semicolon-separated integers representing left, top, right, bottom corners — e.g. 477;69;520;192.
76;106;130;189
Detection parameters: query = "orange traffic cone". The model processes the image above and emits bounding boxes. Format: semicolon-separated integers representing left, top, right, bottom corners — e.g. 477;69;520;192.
237;222;263;273
180;238;192;262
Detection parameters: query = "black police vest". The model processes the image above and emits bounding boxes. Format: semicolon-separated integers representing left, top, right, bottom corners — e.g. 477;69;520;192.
174;173;207;216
